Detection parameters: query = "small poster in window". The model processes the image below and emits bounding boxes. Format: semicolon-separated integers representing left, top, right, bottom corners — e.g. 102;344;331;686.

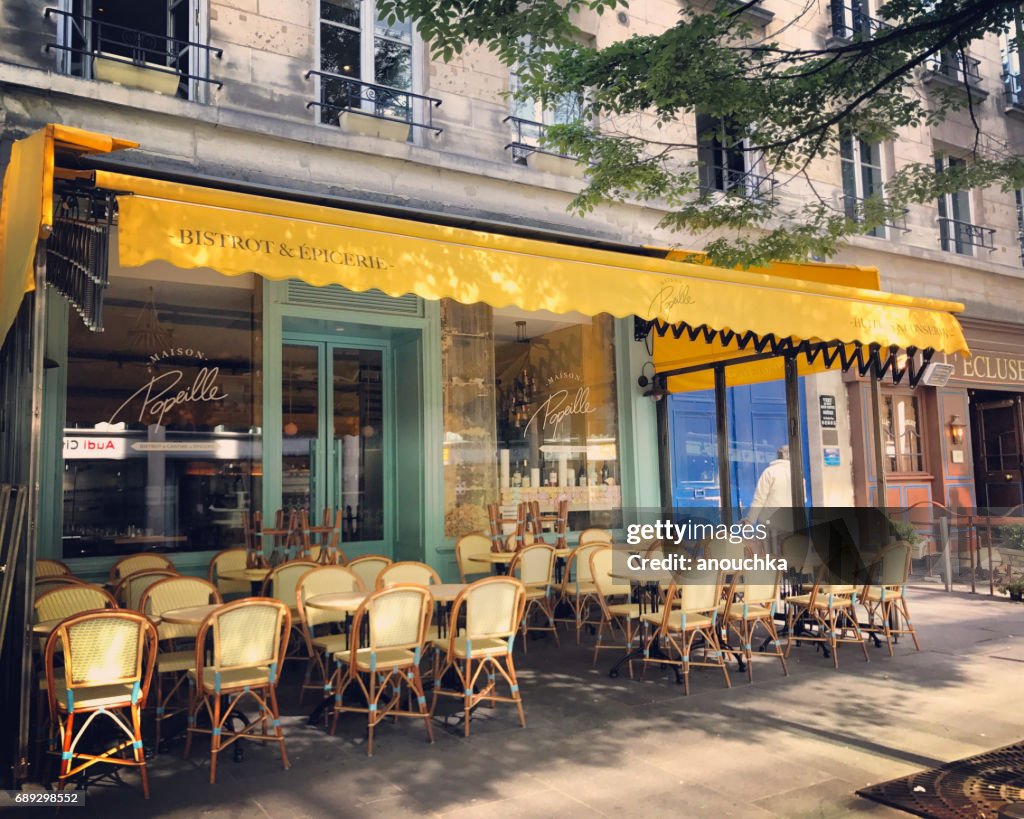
819;395;837;428
823;447;841;467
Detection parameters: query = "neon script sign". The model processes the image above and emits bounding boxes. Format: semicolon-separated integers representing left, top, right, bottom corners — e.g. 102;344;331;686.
524;372;596;437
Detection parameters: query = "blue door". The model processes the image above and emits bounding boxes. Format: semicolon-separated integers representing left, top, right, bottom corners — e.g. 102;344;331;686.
668;380;813;516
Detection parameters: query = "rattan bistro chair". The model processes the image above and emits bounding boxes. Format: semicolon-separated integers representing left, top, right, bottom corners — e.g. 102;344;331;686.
295;565;365;703
509;544;559;651
35;585;117;628
184;598;291;783
641;569;731;695
589;547;643;674
208;548;249;598
377;561;441;589
35;576;89;598
44;610;157;797
109;553;175;584
578;528;613;546
347;555;392;591
556;543;605;644
785;564;870;669
329;585;434;756
861;541;921;656
430;577;527;736
455;533;492;583
262;559;318;660
720;568;788;682
139;577;222;751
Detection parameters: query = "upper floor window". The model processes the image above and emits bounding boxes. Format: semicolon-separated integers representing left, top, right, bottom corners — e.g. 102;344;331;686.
47;0;218;102
840;134;885;238
1002;27;1024;109
829;0;888;40
696;113;774;201
935;153;994;255
883;393;925;474
318;0;413;124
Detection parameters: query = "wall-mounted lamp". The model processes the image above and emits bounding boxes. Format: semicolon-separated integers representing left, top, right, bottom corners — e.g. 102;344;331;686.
949;414;966;446
638;367;668;402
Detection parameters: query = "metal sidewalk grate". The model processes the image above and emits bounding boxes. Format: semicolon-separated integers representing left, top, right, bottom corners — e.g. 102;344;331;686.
858;742;1024;818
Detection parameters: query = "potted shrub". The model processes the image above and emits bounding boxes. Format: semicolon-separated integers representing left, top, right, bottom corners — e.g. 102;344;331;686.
93;53;181;96
998;577;1024;602
998;525;1024;572
889;518;926;559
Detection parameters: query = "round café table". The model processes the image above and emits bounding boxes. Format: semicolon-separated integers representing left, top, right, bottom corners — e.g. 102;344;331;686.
160;604;222;626
304;591;367;613
218;567;273;596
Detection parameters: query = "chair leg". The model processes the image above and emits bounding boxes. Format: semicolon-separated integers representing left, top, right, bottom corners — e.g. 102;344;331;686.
209;694;221;784
881;601;895;657
504;654;526;728
463;657;473;737
367;672;376;757
592;614;608;668
131;703;150;799
900;598;921;650
183;679;196;760
762;617;788;676
268;685;289;770
58;712;74;789
411;666;434;745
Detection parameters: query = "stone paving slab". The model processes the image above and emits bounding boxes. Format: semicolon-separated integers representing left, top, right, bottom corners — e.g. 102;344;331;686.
62;585;1024;818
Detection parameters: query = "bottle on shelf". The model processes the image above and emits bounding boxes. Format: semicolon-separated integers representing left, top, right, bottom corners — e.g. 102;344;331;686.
578;465;587;487
521;460;531;488
600;462;609;484
512;462;522;488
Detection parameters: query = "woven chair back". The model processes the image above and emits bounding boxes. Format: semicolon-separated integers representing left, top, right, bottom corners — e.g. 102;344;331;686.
209;548;248;595
36;585;116;623
736;568;781;607
455;533;492;582
879;541;912;586
297;566;363;628
514;544;555;587
677;568;724;614
60;614;147;687
365;586;431;651
464;577;524;640
267;560;318;607
212;600;287;671
377;561;440;589
110;553;175;581
347;555;391;590
589;547;628;598
569;544;606;586
36;559;72;577
700;537;746;562
116;569;179;611
141;576;220;640
35;577;87;598
578;528;612;546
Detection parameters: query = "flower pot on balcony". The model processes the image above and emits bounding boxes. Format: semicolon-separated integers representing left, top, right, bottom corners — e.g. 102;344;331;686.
339;111;410;142
529;151;585;179
93;53;181;96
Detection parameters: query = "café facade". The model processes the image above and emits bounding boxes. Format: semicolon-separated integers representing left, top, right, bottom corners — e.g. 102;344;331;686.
0;125;973;588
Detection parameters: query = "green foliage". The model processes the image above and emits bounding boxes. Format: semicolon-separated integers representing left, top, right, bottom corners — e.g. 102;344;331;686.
998;524;1024;551
889;517;922;545
377;0;1024;265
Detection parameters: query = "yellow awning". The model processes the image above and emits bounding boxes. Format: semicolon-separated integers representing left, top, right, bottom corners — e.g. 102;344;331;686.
0;126;136;346
95;170;967;362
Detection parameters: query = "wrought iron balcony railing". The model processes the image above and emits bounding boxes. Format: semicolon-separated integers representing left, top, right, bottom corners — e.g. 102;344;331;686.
699;165;776;202
1017;202;1024;264
305;71;442;135
828;0;891;40
502;116;581;164
44;7;223;95
938;216;995;252
1004;72;1024;109
841;194;910;233
924;52;983;89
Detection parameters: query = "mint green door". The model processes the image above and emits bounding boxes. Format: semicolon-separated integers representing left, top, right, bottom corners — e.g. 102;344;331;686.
281;338;390;554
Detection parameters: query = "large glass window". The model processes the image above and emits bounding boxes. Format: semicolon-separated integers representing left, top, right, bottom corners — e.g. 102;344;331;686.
441;302;622;536
62;273;262;559
882;393;924;474
935;154;975;255
319;0;413;123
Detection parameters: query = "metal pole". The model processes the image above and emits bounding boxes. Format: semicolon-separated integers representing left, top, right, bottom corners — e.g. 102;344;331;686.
714;366;732;525
655;391;672;520
14;244;47;782
784;357;806;511
869;372;889;544
939;514;952;592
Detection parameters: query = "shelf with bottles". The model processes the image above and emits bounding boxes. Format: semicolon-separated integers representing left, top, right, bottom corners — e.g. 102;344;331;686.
505;454;618;491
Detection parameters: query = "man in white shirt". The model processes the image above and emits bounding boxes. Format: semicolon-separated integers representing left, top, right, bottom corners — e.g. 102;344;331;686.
745;446;800;549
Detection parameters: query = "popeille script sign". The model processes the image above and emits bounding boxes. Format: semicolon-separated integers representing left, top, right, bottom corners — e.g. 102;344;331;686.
107;347;229;427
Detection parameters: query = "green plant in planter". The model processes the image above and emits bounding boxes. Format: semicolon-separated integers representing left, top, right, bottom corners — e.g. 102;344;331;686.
997;525;1024;551
998;576;1024;600
888;518;923;545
